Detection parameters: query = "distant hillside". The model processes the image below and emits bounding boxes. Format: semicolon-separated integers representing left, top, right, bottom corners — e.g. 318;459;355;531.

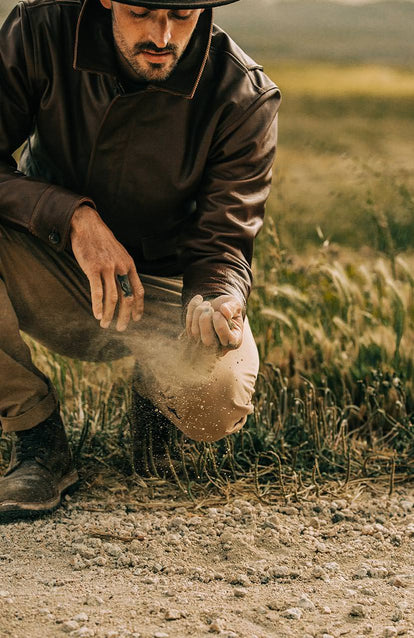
215;0;414;65
1;0;413;66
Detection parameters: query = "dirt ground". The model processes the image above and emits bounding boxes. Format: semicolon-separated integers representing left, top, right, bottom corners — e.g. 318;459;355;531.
1;479;413;638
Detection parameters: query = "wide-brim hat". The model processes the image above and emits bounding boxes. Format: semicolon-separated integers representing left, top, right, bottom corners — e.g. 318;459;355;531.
111;0;239;8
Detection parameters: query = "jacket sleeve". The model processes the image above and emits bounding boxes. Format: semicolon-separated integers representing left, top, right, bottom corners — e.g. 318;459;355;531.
0;5;94;251
180;89;280;310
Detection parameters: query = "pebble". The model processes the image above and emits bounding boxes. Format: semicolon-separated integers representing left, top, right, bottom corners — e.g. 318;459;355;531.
281;607;302;620
350;604;366;618
383;628;397;638
73;612;89;622
296;594;315;610
388;576;407;588
154;633;169;638
234;587;248;598
62;620;80;632
209;619;225;633
165;609;182;620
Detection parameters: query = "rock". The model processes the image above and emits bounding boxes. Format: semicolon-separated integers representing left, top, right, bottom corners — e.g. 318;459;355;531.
312;566;327;580
391;609;404;622
388;576;408;588
102;543;123;558
368;567;388;579
73;612;89;622
296;594;315;610
279;506;298;516
383;628;397;638
234;588;247;598
209;618;225;633
353;568;369;579
165;609;182;620
62;620;80;632
84;594;104;606
154;633;169;638
281;607;302;620
350;604;366;618
229;574;250;587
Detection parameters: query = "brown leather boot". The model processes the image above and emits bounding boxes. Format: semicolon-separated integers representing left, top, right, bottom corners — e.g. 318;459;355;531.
129;390;180;477
0;409;79;522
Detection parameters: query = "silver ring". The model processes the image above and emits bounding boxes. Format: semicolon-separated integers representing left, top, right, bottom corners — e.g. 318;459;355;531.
117;274;133;297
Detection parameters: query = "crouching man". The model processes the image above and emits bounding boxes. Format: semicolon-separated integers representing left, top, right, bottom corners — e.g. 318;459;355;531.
0;0;280;520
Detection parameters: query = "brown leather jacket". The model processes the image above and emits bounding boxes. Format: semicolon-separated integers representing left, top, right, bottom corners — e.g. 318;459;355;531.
0;0;280;307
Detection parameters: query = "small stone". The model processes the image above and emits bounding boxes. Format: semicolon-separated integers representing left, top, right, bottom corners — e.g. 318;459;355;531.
350;604;366;618
62;620;80;632
388;576;407;588
391;609;404;622
209;618;225;633
353;568;369;579
0;591;10;597
93;556;107;567
154;633;169;638
332;512;345;523
321;606;331;614
102;543;123;558
84;594;104;606
281;607;302;620
368;566;388;579
73;612;89;622
383;628;397;638
234;587;247;598
165;609;182;621
229;574;250;587
296;594;315;610
323;562;340;572
279;506;298;516
312;566;327;580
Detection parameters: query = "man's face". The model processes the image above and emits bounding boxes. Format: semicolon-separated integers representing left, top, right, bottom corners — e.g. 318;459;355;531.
99;1;204;82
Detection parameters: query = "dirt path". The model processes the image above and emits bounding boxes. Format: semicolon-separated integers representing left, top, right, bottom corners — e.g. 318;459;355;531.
1;481;414;638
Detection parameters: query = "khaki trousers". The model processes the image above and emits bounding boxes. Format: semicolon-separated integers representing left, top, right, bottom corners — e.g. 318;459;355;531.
0;224;259;442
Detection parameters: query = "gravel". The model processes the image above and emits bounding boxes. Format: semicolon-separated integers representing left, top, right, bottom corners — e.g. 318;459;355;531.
1;487;414;637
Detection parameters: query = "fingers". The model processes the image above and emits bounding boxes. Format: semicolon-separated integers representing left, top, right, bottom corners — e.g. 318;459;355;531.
185;295;243;349
116;269;144;332
185;295;203;337
212;310;239;347
89;272;104;321
92;267;144;331
128;269;145;320
192;302;217;347
100;270;118;329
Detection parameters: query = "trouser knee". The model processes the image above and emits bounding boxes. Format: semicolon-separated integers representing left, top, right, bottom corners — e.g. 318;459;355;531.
166;373;256;443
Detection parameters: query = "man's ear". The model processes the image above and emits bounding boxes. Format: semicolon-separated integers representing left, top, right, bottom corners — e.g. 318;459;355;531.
99;0;112;9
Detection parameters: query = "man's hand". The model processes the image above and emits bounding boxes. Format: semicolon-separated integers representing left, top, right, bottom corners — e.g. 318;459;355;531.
185;294;244;355
70;205;144;331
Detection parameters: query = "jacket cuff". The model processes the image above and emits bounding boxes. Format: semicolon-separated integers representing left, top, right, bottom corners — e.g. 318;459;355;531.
29;185;95;251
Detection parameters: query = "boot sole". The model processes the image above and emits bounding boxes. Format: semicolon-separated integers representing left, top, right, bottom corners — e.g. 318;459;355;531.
0;469;79;523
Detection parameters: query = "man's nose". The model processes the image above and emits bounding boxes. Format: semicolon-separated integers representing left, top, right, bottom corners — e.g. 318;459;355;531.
148;16;172;49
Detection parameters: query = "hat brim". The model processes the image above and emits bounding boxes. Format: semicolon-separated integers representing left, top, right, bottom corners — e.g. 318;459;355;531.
110;0;239;8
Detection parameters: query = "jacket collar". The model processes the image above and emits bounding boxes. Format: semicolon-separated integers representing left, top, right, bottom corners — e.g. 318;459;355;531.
73;0;213;99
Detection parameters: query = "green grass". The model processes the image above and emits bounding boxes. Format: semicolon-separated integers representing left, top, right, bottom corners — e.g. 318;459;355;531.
1;60;414;500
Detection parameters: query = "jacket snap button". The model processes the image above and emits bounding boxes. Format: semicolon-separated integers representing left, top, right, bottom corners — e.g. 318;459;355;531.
48;230;60;245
